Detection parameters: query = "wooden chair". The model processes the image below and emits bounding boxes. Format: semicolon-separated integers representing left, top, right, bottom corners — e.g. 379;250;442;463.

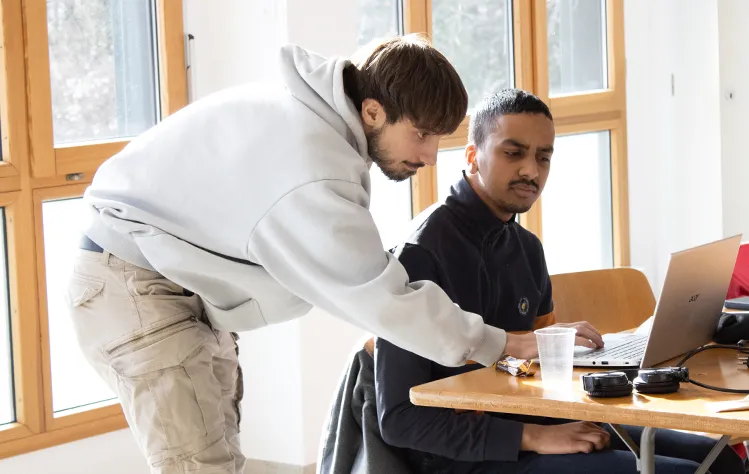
550;267;656;334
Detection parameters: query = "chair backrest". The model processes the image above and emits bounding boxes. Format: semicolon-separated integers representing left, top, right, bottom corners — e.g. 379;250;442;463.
550;267;656;334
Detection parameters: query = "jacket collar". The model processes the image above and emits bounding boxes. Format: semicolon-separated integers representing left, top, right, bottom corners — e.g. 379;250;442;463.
444;173;516;239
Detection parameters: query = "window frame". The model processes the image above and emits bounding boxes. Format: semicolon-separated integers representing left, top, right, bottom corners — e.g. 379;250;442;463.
0;0;186;459
33;184;124;432
405;0;630;267
24;0;187;179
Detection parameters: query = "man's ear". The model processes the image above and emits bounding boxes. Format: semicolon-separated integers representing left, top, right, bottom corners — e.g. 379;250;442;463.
465;144;479;173
361;99;386;128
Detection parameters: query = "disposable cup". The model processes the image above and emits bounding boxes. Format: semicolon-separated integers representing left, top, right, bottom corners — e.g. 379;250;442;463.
534;327;577;390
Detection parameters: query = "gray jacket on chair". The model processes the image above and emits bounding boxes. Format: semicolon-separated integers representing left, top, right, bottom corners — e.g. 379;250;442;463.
317;344;412;474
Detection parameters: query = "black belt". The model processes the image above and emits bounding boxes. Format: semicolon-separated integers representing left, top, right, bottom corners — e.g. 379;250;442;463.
80;234;261;267
80;235;105;253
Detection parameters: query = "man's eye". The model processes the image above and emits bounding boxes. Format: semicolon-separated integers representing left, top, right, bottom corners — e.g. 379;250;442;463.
505;151;519;157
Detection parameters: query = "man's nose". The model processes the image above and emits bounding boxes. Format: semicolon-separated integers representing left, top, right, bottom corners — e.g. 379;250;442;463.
421;148;438;166
518;157;540;180
420;139;440;166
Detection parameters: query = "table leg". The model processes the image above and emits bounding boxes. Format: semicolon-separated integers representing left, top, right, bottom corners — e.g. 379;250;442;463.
639;426;657;474
604;425;729;474
694;435;730;474
608;424;655;473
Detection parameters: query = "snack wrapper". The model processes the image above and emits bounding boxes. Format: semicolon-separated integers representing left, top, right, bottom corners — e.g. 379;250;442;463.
494;355;536;377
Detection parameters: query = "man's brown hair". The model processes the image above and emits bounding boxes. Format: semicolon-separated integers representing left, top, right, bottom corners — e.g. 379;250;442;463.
343;34;468;136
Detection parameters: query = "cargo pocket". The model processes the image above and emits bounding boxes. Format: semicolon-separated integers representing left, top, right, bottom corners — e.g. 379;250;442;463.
117;339;231;469
67;274;105;308
104;313;198;360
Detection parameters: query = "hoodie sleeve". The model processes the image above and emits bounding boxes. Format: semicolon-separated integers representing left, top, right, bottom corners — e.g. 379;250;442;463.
247;179;507;367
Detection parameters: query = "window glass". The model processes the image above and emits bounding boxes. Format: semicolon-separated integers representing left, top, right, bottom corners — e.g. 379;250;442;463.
547;0;607;96
43;198;116;414
47;0;159;144
542;131;613;274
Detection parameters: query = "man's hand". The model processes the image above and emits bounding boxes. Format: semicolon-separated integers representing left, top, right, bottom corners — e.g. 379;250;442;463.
521;422;611;454
550;321;604;349
504;332;539;359
504;321;604;359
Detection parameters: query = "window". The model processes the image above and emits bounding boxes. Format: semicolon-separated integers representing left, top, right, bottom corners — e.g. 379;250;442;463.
541;131;613;274
369;170;413;249
43;198;116;414
536;0;628;273
547;0;607;96
0;0;186;458
437;148;466;201
355;0;413;249
47;0;159;145
431;0;514;109
405;0;629;272
355;0;401;47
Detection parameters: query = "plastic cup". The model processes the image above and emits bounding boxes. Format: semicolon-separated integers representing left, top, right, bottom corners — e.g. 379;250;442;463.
534;327;577;390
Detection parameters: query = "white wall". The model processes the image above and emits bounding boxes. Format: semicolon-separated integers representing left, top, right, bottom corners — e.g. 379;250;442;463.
625;0;726;295
625;0;748;295
669;0;724;255
718;0;749;239
623;0;668;291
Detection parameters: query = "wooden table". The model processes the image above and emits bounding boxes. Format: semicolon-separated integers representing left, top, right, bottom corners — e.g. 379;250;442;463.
411;348;749;474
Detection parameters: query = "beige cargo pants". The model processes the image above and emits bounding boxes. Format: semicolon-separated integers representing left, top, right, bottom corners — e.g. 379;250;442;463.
67;250;245;473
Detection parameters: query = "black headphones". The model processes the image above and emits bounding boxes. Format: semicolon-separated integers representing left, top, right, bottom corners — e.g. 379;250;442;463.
581;367;690;398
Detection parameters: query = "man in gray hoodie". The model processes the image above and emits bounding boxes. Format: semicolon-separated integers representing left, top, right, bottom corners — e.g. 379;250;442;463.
69;35;601;473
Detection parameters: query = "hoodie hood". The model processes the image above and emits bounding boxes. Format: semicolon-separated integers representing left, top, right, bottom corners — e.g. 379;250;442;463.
278;45;369;163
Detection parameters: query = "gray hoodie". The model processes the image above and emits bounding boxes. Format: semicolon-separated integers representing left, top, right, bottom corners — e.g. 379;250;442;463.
83;44;507;367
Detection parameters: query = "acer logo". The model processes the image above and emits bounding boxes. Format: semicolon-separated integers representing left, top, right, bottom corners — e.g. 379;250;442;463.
689;294;700;303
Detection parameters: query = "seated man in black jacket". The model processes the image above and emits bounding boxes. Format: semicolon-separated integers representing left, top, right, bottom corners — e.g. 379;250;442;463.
374;89;744;474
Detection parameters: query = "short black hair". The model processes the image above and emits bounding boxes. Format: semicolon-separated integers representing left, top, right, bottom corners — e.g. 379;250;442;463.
468;89;552;149
343;34;468;135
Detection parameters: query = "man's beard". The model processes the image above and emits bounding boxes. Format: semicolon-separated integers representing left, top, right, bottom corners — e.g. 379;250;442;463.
368;128;413;182
497;199;533;215
499;179;539;214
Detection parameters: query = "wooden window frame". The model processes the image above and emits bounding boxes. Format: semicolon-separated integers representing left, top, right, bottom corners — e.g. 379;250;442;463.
24;0;187;179
33;184;126;435
0;0;186;459
405;0;630;267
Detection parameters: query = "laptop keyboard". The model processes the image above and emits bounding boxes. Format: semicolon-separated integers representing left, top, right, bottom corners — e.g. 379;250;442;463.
576;336;648;361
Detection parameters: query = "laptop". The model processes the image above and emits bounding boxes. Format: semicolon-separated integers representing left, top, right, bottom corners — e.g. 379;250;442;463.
572;234;742;369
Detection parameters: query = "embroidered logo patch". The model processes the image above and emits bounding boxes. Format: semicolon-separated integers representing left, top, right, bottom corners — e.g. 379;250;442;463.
518;297;530;316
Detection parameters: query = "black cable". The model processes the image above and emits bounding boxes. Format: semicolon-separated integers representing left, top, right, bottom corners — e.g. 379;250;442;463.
675;343;749;394
688;378;749;394
675;344;749;367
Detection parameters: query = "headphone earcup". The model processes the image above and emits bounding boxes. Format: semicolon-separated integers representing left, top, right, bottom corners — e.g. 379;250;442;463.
633;377;680;394
585;386;633;398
